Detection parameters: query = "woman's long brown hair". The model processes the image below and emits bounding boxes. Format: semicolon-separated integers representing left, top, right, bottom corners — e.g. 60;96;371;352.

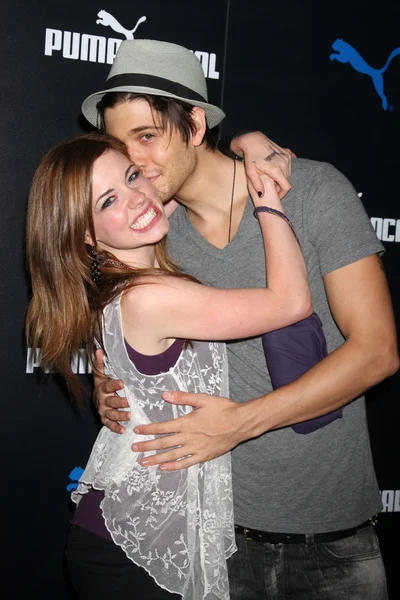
26;133;194;403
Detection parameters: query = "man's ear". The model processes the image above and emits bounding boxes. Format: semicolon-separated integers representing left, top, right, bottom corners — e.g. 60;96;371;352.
190;107;207;147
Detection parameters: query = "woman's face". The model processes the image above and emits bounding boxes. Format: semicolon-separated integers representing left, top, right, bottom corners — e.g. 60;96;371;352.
90;149;169;262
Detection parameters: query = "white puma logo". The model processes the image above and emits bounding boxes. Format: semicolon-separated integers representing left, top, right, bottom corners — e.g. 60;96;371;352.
96;10;146;40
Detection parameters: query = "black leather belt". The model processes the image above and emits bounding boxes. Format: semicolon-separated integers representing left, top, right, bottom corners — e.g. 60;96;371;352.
234;518;375;544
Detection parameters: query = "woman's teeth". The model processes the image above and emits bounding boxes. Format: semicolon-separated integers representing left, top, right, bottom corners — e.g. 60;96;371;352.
131;206;156;230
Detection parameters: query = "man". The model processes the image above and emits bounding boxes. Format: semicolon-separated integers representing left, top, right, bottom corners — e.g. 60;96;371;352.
83;39;399;599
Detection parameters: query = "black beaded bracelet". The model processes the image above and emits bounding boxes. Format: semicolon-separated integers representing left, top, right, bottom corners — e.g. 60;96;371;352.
253;206;300;246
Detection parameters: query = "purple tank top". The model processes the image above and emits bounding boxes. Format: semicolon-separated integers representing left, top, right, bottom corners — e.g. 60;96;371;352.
71;338;184;540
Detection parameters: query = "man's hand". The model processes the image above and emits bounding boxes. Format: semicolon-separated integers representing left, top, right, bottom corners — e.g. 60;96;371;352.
131;391;250;470
93;349;129;434
231;131;296;199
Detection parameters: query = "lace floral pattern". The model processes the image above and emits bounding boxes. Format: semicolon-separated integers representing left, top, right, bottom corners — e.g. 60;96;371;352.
72;296;235;599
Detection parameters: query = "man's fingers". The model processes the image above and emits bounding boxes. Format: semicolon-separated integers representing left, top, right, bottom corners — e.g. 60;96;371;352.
137;447;195;470
159;456;196;471
268;164;291;194
261;163;291;199
162;390;205;407
277;178;291;199
134;420;178;436
97;385;130;420
100;417;126;434
104;378;125;395
94;348;106;375
93;349;128;436
136;443;195;470
102;394;129;410
247;160;291;200
285;147;297;161
105;407;131;421
132;433;181;454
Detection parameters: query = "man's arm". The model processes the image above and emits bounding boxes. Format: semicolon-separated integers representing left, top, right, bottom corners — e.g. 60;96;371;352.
237;254;399;436
131;254;399;470
218;131;295;198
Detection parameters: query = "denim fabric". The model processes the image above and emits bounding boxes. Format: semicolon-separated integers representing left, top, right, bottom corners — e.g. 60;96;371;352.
228;525;388;599
65;526;180;600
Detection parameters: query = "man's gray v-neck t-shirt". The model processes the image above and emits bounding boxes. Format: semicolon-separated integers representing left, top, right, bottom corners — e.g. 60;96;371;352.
166;158;383;533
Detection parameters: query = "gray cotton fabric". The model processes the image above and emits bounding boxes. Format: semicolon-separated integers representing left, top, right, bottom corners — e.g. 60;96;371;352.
166;158;384;533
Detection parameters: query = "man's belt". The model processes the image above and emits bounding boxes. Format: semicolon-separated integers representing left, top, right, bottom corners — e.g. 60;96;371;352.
234;518;375;544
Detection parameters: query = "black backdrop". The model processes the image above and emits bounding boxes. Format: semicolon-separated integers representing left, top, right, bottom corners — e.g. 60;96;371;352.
1;1;399;597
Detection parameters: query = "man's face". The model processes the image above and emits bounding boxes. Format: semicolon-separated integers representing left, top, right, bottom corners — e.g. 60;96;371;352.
104;98;197;202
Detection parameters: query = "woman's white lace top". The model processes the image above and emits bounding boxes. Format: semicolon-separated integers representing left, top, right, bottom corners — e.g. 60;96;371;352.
72;295;236;599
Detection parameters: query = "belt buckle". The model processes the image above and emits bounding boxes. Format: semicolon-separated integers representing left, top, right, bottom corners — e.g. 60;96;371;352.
243;527;252;541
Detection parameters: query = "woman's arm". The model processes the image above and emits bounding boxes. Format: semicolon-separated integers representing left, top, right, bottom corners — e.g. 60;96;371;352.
123;175;311;344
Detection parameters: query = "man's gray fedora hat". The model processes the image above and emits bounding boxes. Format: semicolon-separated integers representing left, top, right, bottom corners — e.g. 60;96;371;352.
82;39;226;129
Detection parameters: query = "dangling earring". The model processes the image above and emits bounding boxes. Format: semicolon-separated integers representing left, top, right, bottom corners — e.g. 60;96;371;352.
89;246;101;284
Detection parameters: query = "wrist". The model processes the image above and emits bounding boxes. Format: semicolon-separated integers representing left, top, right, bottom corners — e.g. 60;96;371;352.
253;206;300;245
253;196;283;210
236;398;270;441
218;134;246;162
229;130;255;158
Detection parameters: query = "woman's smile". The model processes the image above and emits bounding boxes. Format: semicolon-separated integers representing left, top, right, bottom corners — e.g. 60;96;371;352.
130;203;162;231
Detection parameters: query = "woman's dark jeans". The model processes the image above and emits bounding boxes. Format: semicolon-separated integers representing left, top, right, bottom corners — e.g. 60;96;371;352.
65;525;180;600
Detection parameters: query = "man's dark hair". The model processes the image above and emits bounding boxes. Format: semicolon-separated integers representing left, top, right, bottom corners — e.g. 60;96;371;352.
96;92;217;150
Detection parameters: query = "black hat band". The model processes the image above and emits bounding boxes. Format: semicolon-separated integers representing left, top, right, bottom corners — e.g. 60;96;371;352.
104;74;207;103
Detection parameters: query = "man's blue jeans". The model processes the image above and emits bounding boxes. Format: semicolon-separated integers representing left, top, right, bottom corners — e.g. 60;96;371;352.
228;525;388;599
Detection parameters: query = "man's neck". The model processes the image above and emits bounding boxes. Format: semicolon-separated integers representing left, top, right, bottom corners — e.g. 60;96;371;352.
174;149;249;249
175;149;247;216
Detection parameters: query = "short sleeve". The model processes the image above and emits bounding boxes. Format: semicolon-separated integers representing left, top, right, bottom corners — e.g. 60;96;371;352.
304;162;384;277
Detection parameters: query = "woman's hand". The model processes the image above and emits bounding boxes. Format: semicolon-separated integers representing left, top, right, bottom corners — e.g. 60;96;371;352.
231;131;296;199
250;173;283;211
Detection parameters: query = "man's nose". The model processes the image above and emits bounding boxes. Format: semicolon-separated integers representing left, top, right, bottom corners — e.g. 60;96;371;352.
126;143;147;169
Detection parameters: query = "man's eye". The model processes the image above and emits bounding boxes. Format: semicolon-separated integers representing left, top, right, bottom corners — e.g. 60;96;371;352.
141;134;154;142
101;196;115;210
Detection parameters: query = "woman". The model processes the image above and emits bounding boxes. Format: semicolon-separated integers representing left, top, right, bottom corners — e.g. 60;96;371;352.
26;133;311;600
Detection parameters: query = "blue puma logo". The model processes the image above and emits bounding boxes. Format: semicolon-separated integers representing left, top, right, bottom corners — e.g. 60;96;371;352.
66;466;84;491
330;39;400;111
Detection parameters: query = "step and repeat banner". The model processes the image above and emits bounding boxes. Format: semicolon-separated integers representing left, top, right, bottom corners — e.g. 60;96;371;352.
1;1;399;598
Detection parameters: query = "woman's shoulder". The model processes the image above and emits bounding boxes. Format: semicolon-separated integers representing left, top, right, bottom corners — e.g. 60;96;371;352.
121;273;183;318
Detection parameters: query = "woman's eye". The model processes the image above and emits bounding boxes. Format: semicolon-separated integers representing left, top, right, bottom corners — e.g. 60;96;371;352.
141;133;154;142
101;196;115;210
127;170;140;185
